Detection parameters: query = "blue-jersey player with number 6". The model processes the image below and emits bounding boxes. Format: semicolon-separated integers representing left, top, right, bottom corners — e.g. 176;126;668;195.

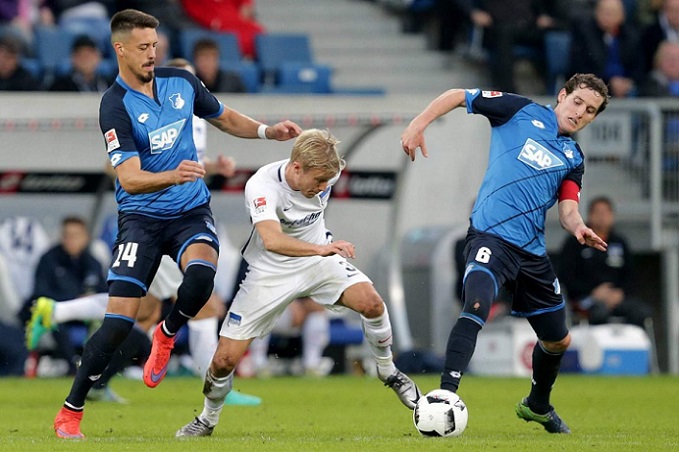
401;74;610;434
53;9;301;439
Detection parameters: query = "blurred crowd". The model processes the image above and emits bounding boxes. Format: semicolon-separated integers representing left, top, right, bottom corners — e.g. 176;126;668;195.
0;0;263;92
383;0;679;99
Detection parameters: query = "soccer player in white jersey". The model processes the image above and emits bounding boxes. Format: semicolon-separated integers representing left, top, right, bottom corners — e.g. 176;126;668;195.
176;128;422;437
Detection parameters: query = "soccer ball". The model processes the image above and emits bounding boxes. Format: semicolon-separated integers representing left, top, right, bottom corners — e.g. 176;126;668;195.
413;389;468;437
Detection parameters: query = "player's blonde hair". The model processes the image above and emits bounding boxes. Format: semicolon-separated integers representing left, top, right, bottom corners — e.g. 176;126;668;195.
290;129;345;177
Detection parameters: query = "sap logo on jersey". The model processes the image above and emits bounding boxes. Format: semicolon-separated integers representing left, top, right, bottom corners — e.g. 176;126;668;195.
518;138;564;170
149;119;186;153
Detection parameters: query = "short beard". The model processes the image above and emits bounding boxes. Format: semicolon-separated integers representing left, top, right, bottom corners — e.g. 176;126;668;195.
137;70;154;84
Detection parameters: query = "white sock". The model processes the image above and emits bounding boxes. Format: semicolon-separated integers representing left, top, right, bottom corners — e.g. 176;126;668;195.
302;312;329;371
199;369;232;427
361;307;396;378
248;335;271;372
188;317;218;378
53;293;109;324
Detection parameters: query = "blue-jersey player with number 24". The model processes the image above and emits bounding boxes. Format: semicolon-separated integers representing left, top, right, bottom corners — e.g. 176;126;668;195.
401;73;610;434
53;9;301;439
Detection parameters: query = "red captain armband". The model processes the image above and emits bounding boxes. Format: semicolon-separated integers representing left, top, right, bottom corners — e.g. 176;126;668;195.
559;179;580;202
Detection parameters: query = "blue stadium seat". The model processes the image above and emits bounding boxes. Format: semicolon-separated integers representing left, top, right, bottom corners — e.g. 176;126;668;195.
220;61;260;93
34;26;78;72
179;29;241;63
22;58;43;80
276;62;333;94
255;33;314;83
58;16;111;58
544;31;572;95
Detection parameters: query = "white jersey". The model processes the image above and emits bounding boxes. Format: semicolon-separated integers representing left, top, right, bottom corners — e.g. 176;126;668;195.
193;116;208;164
242;159;332;272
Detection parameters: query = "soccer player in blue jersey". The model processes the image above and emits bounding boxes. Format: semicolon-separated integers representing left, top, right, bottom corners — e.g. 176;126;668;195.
400;74;610;434
53;9;301;439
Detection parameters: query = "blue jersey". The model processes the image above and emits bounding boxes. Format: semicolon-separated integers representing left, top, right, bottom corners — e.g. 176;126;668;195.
100;67;224;218
465;89;585;256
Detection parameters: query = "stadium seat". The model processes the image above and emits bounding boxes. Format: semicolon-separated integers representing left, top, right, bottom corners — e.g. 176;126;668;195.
544;31;572;95
58;16;111;58
220;61;260;93
255;33;315;84
276;62;333;94
22;58;43;81
34;26;78;72
179;29;241;63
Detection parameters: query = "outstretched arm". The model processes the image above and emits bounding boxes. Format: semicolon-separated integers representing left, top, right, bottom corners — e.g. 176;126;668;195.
401;88;467;161
207;107;301;141
558;199;607;251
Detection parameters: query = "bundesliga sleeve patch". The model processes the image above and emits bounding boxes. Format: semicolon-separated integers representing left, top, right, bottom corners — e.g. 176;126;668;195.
253;197;267;214
105;128;120;153
482;91;503;98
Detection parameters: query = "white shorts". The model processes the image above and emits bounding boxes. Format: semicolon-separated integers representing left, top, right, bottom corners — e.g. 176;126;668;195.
219;254;371;340
147;256;182;300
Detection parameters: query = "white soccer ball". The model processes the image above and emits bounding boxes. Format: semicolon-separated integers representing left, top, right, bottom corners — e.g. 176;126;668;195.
413;389;468;437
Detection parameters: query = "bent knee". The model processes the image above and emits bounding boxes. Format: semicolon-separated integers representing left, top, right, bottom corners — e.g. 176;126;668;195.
541;333;571;353
211;351;240;374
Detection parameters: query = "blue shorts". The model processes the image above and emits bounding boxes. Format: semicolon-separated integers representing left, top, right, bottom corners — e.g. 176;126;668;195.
463;227;565;317
107;204;219;295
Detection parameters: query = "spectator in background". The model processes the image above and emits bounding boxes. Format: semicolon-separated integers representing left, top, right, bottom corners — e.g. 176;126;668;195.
570;0;643;98
192;38;245;93
180;0;265;59
466;0;558;92
49;34;113;92
640;40;679;96
0;35;39;90
30;216;108;375
0;321;27;376
642;0;679;74
558;196;652;328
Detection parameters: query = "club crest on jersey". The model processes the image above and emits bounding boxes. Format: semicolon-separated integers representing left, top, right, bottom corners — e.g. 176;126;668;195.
149;119;186;153
518;138;564;170
169;93;185;109
227;312;241;327
105;128;120;152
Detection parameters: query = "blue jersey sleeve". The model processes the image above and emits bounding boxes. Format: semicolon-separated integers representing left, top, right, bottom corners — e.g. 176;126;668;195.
564;144;585;188
465;90;533;127
99;84;139;168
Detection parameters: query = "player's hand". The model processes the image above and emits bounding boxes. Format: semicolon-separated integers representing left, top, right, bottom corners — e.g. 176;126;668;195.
575;226;607;252
174;160;205;185
400;125;429;161
215;155;236;178
267;120;303;141
322;240;356;259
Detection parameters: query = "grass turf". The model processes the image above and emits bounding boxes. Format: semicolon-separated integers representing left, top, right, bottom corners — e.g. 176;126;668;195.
0;374;677;451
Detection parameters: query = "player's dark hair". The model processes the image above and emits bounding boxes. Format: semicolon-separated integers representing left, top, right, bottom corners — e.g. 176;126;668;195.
588;196;614;214
110;9;159;35
561;73;610;115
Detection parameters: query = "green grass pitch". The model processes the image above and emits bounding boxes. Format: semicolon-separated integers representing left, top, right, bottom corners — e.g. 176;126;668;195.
1;374;677;451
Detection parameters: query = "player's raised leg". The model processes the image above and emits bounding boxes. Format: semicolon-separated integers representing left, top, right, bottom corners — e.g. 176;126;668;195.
440;269;496;393
144;241;217;388
338;282;421;409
